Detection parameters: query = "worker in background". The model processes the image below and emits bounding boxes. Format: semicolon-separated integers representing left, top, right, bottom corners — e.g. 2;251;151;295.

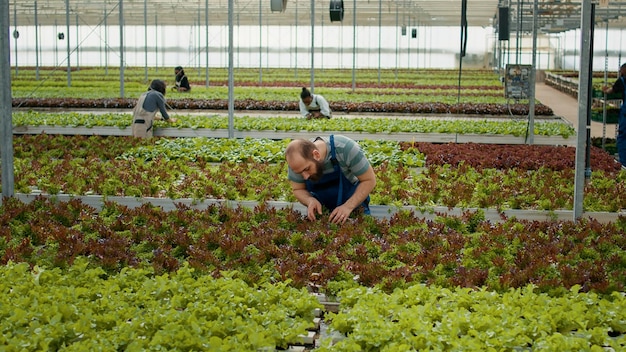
602;63;626;166
132;79;177;138
299;87;332;119
172;66;191;92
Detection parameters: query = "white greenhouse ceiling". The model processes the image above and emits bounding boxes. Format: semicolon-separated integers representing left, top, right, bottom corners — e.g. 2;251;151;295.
9;0;505;28
8;0;626;33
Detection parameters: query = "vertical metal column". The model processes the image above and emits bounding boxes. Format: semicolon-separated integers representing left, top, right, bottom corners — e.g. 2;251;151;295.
351;0;356;92
12;2;17;75
35;0;39;80
65;0;71;86
205;0;209;87
294;0;298;79
377;0;381;83
119;0;124;97
394;3;398;80
228;0;234;138
259;0;262;83
603;19;609;149
573;0;593;220
310;0;315;92
197;12;201;73
515;0;521;64
320;5;324;69
154;14;158;72
55;19;58;67
527;0;538;145
75;13;79;70
104;6;108;75
1;0;15;202
144;0;148;82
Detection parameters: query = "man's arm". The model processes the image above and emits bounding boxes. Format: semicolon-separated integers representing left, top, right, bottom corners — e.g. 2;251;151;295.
290;181;323;220
341;165;376;211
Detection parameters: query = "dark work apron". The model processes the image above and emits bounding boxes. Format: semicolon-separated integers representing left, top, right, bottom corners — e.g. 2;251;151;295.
305;135;370;214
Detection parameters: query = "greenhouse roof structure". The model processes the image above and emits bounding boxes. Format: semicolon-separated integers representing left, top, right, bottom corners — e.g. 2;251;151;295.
8;0;626;33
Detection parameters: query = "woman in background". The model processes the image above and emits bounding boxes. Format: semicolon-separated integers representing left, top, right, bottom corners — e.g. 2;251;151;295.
172;66;191;92
299;87;332;119
132;79;177;138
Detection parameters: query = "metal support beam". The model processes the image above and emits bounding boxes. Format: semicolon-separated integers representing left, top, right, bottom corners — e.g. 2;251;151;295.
205;0;209;87
119;0;125;97
1;0;15;202
35;0;39;80
351;0;356;92
12;1;17;76
528;0;538;144
228;0;234;138
310;0;315;93
144;0;148;82
65;0;71;86
573;0;593;220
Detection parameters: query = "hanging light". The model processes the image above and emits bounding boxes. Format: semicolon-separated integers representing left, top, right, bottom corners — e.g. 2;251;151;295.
329;0;344;22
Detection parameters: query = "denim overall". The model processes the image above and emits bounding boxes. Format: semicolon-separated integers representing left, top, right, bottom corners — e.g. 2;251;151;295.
618;76;626;166
305;135;370;214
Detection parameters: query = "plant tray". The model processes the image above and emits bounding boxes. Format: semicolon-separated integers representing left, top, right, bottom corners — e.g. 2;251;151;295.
591;110;619;124
592;88;622;100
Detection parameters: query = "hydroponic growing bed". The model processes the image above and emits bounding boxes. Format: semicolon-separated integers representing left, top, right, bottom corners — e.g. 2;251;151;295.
3;67;626;350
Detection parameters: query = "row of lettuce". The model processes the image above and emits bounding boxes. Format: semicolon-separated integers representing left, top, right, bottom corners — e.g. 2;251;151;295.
1;197;625;350
8;134;625;211
12;111;573;136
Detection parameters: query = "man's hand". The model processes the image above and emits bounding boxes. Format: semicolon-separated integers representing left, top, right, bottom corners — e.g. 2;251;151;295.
306;199;323;221
168;117;177;123
330;205;353;224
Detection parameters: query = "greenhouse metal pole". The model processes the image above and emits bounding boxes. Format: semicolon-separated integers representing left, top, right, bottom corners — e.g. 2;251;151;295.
1;0;15;202
351;0;356;92
12;3;16;76
144;0;148;82
205;0;209;87
119;0;125;98
310;0;315;93
228;0;234;138
35;1;39;80
104;6;108;75
154;14;157;72
259;0;262;84
395;3;398;80
573;0;593;220
320;7;324;69
197;14;201;74
76;14;79;70
378;0;381;84
527;0;538;145
65;0;71;86
294;1;298;79
55;19;58;66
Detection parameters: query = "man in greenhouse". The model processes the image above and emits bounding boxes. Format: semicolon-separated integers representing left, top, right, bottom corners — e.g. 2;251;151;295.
285;135;376;223
602;63;626;166
132;79;177;138
299;87;332;119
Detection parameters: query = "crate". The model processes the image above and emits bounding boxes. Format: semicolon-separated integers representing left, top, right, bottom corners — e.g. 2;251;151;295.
592;88;622;100
591;109;619;124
